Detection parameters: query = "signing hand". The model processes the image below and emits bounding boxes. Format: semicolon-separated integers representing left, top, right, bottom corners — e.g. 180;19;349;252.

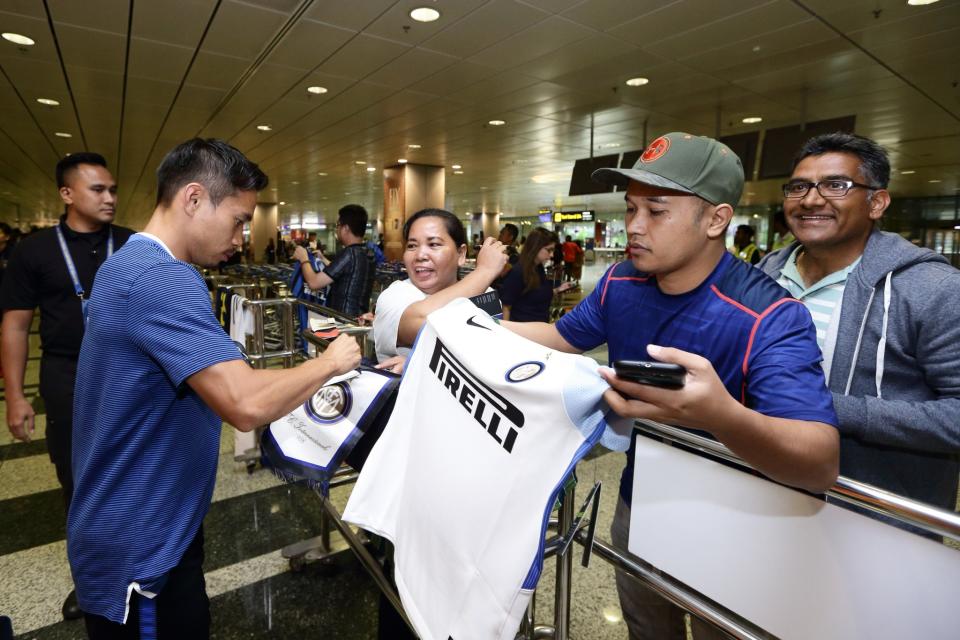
321;334;361;376
599;344;738;431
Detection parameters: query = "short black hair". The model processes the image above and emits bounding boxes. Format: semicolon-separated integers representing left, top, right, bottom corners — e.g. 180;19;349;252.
793;132;890;189
0;222;12;237
155;138;268;207
403;208;466;248
56;152;108;188
735;224;755;239
338;204;368;238
500;223;519;242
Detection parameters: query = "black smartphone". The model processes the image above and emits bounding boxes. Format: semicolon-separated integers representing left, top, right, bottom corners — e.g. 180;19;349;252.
613;360;686;389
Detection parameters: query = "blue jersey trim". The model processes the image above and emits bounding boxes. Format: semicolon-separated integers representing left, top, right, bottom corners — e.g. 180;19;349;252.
521;419;606;590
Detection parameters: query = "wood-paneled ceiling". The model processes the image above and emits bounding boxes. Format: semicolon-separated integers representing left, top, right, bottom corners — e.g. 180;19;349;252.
1;0;958;229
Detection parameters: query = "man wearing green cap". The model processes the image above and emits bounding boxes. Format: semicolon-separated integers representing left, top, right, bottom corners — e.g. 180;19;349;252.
505;132;839;639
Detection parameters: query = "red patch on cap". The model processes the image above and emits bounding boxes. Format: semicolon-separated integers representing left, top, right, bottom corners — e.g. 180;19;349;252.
641;136;670;163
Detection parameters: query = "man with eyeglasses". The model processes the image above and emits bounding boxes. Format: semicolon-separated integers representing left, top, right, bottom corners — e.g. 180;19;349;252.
759;132;960;531
293;204;376;318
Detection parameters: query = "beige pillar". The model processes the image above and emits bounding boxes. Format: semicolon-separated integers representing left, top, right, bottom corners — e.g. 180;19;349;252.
482;212;500;240
382;164;445;261
251;203;278;264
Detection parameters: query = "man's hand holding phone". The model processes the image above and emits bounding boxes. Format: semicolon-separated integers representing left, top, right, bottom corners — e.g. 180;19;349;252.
600;344;740;431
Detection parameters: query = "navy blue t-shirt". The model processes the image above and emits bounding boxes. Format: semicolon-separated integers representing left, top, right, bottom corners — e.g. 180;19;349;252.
500;264;556;323
68;235;242;623
556;252;838;504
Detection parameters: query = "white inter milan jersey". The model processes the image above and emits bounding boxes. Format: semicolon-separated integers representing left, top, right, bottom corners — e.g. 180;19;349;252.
344;297;624;640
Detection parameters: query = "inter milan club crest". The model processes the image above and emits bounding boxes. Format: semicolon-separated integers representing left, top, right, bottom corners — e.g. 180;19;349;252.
304;383;352;424
641;135;670;163
505;361;545;383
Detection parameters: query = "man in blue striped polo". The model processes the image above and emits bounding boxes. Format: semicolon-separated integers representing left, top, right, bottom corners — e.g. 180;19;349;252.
67;138;361;639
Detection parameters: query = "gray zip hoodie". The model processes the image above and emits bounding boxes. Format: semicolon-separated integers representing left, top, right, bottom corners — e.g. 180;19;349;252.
759;229;960;513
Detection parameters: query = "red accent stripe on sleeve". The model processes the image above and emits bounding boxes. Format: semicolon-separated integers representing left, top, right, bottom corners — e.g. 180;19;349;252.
740;298;804;402
600;262;649;306
709;285;802;404
709;284;759;319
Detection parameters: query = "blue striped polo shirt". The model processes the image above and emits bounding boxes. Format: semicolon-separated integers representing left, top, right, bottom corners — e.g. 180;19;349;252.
67;234;242;623
556;251;838;505
776;246;860;350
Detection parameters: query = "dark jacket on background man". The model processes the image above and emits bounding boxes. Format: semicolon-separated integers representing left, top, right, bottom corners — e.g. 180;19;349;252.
759;229;960;514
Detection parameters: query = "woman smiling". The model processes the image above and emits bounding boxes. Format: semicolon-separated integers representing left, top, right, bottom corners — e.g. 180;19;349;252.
372;208;507;370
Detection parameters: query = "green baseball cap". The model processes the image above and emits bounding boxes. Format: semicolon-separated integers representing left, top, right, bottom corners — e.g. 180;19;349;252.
592;132;744;206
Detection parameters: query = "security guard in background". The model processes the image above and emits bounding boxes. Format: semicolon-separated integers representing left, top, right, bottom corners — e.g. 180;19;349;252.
731;223;761;264
0;152;134;620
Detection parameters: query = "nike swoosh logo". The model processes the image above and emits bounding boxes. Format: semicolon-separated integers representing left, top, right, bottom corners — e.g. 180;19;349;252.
466;315;491;331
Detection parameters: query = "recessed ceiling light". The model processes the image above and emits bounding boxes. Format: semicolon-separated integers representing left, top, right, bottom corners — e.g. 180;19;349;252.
36;98;60;106
747;192;756;196
488;119;506;126
907;0;940;5
407;144;421;149
451;164;462;170
900;170;916;175
317;172;327;176
279;201;286;205
256;124;272;131
3;33;35;46
453;170;464;175
928;179;942;183
344;192;351;195
409;7;441;22
306;86;327;95
355;160;367;165
54;132;72;138
625;77;649;87
397;158;408;164
366;166;377;172
742;116;763;124
291;181;299;185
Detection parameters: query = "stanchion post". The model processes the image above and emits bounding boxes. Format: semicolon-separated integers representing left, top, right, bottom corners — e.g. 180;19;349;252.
281;299;295;369
553;483;574;640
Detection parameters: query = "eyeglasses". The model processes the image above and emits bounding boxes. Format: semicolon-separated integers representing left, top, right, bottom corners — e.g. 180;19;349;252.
782;179;879;199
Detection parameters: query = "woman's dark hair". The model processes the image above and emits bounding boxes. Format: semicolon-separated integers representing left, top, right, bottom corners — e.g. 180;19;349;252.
155;138;268;207
518;227;558;294
402;208;466;248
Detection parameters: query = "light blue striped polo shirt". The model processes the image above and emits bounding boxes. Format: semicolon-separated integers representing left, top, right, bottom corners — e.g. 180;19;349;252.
776;246;860;378
68;234;242;623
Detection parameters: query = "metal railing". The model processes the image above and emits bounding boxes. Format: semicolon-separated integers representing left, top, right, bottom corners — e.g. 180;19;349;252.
537;420;960;640
635;420;960;542
220;291;960;640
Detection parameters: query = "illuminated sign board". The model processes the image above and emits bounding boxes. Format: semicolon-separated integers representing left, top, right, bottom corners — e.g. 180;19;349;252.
553;210;594;223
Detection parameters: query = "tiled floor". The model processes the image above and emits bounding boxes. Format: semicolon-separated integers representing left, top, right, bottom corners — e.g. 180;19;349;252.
0;260;635;639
